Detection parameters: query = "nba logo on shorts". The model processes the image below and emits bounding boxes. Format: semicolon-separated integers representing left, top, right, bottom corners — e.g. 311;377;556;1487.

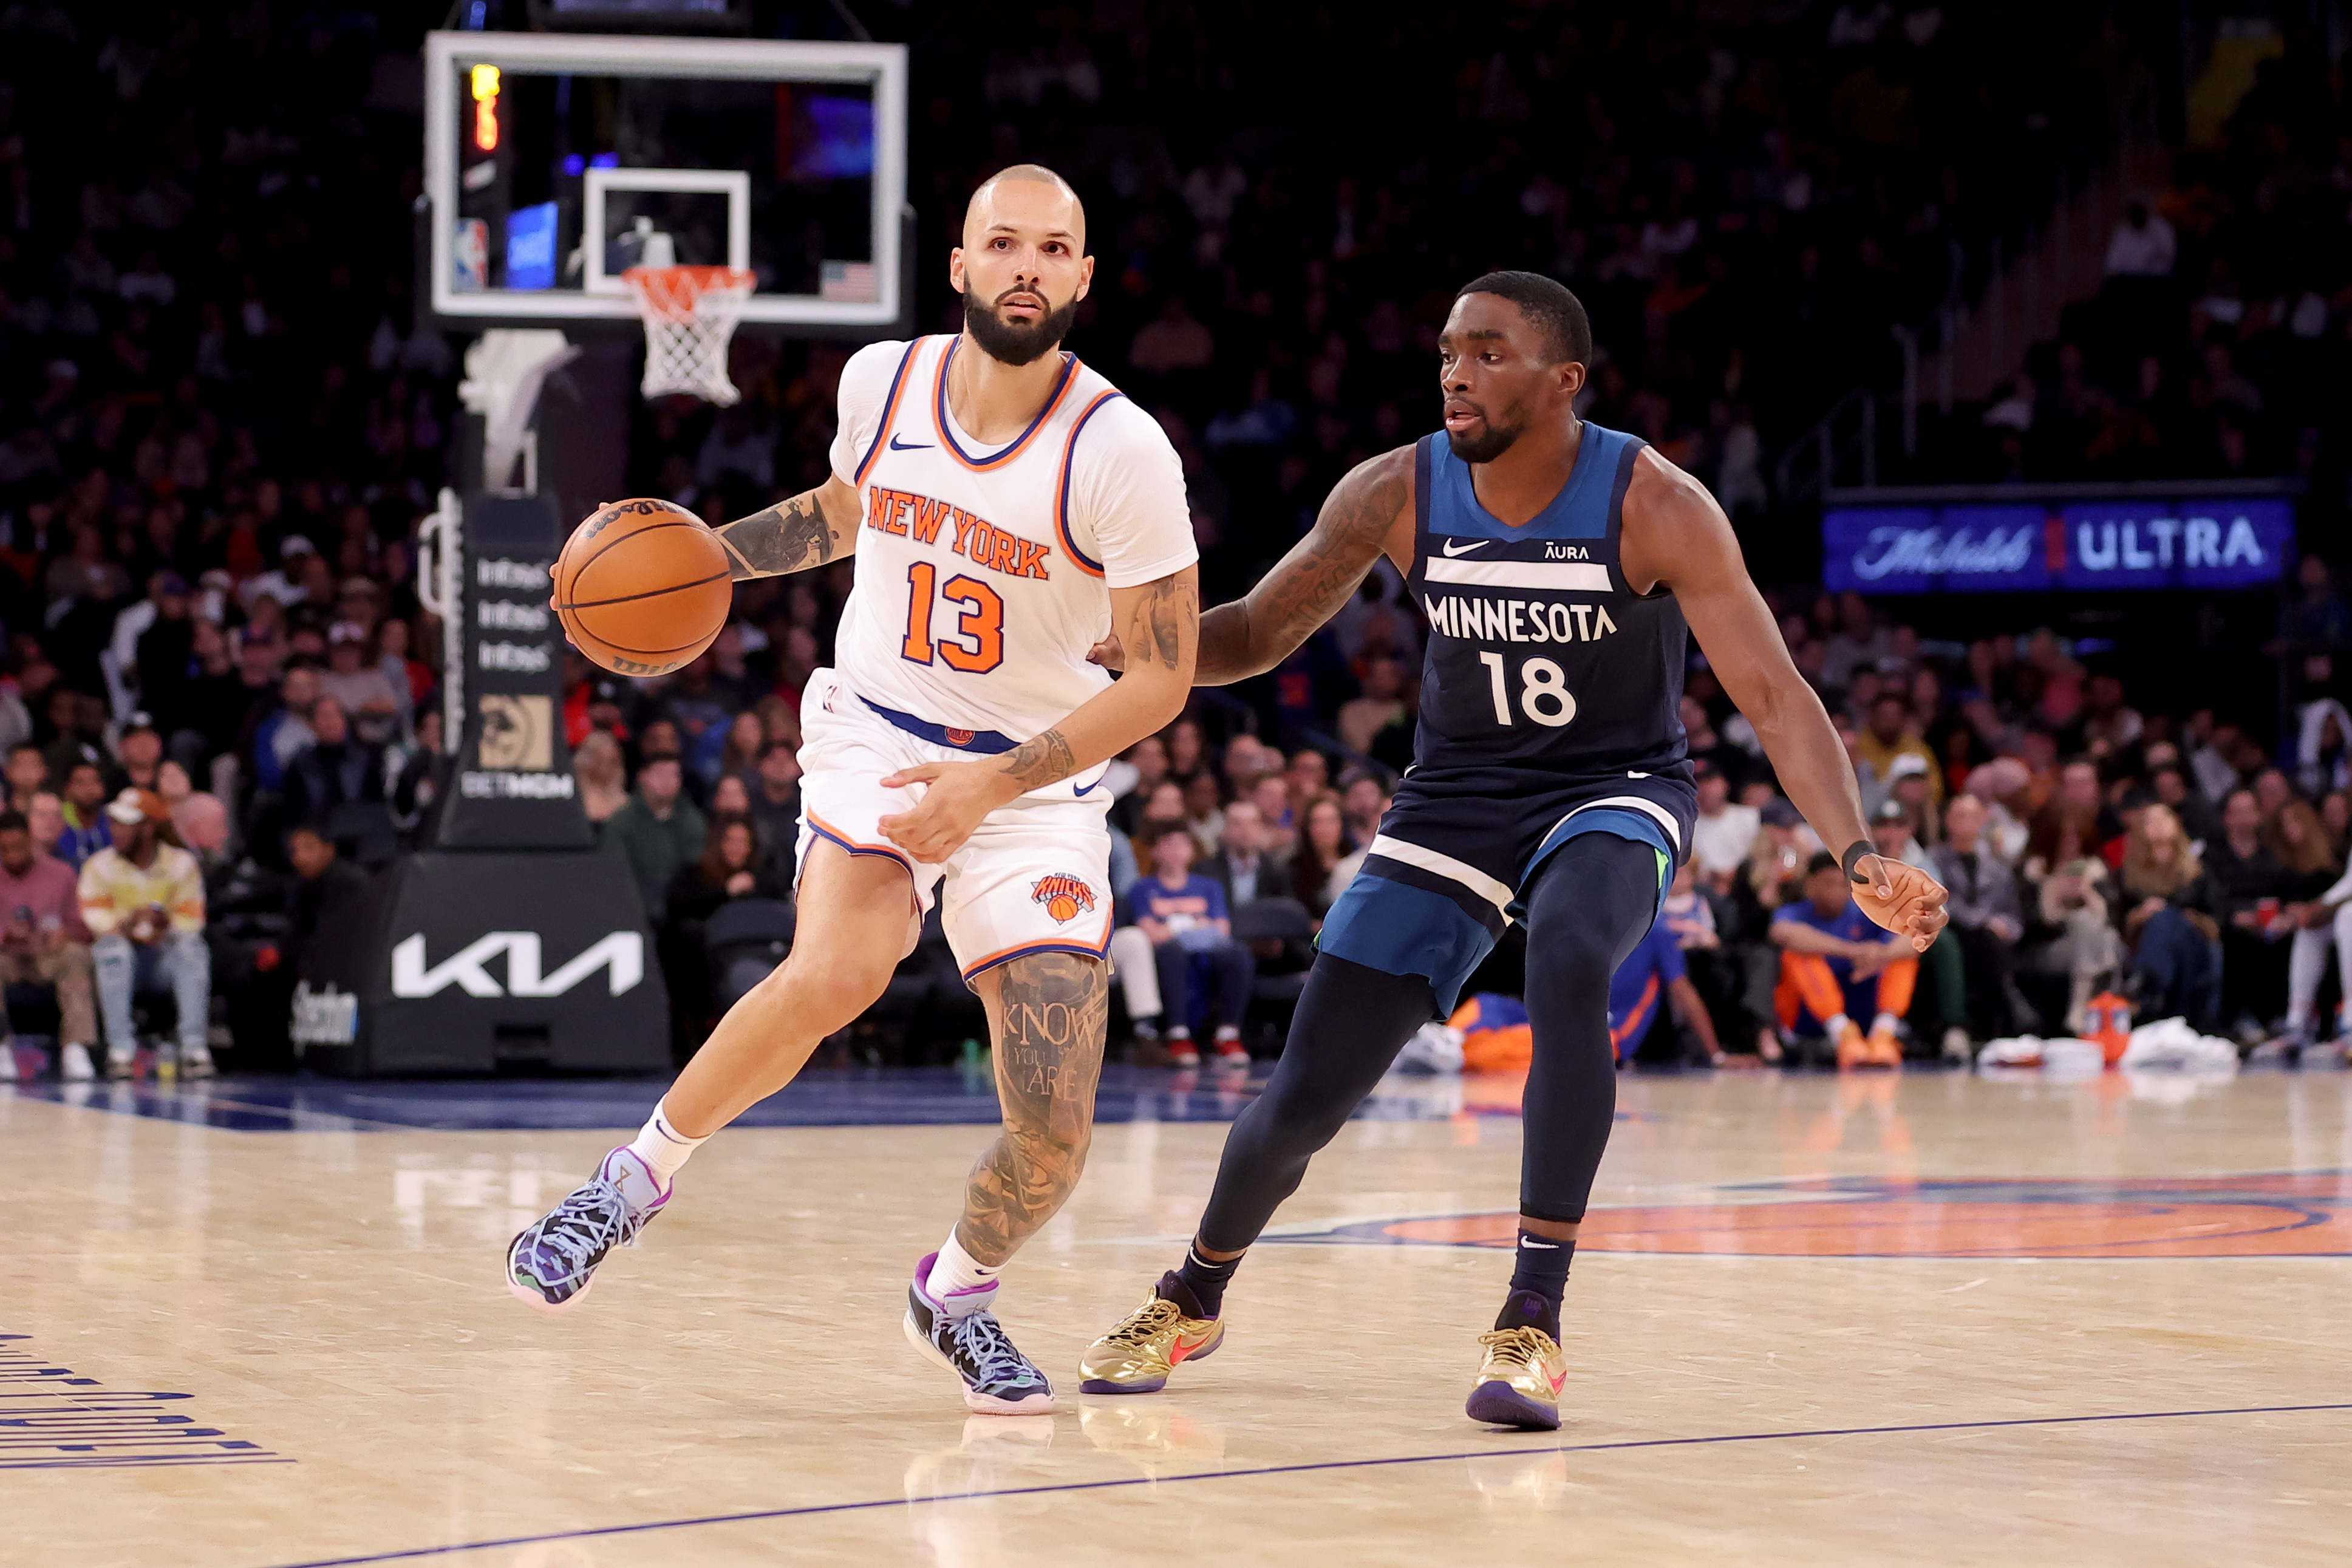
946;727;977;746
1031;874;1096;924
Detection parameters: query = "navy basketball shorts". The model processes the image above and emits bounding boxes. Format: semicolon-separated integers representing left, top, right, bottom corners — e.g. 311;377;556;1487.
1318;768;1697;1015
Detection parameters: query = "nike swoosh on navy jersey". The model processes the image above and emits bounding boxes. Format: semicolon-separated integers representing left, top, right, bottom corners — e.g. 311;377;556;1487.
1440;539;1488;556
889;435;934;450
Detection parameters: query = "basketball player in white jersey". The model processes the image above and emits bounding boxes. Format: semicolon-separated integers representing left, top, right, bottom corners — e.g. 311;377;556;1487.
506;166;1201;1415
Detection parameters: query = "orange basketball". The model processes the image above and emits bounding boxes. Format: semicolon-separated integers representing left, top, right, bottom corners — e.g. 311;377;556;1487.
552;498;735;677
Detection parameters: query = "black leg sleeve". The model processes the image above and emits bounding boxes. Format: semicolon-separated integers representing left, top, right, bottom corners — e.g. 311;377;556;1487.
1195;953;1435;1252
1518;833;1662;1224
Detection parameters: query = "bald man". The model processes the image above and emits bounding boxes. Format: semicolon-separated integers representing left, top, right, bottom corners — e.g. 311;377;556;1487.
510;165;1204;1418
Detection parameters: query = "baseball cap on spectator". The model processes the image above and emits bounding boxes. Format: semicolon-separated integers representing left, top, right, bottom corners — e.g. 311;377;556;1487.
1761;799;1804;829
328;621;367;646
104;787;168;827
1883;753;1929;782
122;712;159;738
281;534;317;559
589;677;625;705
1871;797;1911;825
338;576;381;601
1805;849;1841;877
1968;757;2031;799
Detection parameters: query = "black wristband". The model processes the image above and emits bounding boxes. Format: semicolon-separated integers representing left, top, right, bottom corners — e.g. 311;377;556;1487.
1841;839;1875;884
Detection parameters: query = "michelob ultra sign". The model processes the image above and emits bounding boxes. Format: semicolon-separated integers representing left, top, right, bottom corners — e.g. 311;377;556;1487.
1822;497;2294;594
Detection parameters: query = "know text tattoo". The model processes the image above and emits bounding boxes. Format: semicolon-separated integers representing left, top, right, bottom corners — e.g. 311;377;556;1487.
714;489;840;581
956;953;1109;1264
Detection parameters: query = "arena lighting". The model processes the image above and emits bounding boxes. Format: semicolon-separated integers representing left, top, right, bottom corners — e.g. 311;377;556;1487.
470;63;500;152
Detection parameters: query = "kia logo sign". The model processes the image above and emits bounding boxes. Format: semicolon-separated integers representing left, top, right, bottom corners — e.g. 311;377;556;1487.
389;932;645;998
1823;498;2294;595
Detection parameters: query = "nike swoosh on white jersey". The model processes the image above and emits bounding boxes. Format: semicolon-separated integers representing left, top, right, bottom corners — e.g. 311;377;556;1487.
1440;539;1489;557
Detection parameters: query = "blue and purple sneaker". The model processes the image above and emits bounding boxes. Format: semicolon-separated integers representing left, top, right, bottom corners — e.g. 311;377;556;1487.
902;1252;1055;1414
505;1148;669;1314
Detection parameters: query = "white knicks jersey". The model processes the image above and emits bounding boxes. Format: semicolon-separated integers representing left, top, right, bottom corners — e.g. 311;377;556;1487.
824;335;1196;760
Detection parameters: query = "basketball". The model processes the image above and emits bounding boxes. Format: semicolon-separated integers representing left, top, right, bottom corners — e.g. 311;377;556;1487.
552;497;735;677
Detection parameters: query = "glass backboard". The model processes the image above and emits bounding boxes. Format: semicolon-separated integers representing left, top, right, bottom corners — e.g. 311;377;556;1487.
423;32;906;329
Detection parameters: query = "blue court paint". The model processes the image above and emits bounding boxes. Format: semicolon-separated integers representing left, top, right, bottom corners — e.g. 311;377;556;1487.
2;1066;1512;1134
254;1402;2352;1568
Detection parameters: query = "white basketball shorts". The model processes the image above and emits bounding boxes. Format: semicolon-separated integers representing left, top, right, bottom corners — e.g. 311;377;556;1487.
794;669;1114;984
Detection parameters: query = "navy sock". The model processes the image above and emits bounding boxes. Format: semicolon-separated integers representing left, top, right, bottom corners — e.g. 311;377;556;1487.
1160;1243;1241;1319
1496;1229;1574;1338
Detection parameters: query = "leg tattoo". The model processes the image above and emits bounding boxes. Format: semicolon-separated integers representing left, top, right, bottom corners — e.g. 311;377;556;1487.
956;953;1110;1266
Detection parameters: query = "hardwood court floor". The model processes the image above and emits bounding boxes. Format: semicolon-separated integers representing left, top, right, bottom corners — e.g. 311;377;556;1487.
5;1066;2350;1567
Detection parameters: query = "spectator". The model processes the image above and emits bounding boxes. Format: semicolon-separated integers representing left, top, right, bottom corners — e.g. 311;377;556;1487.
251;664;322;794
4;741;46;810
662;813;785;1041
2271;800;2349;1049
1770;851;1916;1068
1855;694;1942;804
318;622;403;748
282;698;384;831
57;762;111;868
1336;655;1408;755
1249;772;1297;858
607;755;707;920
1338;769;1391;848
1606;902;1722;1067
1108;734;1170;836
746;740;802;872
0;808;97;1082
1688;759;1761;887
115;714;164;793
2207;788;2292;1029
1932;792;2029;1047
80;788;211;1079
573;731;629;832
1288;791;1356;921
26;792;67;863
2113;803;2221;1029
2103;200;2176;278
1201;798;1292;908
1125;820;1253;1066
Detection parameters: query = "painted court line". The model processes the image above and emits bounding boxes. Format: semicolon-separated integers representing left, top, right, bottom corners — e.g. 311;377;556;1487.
254;1401;2352;1568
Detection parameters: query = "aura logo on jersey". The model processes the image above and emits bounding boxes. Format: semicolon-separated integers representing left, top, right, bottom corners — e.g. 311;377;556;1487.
389;932;645;998
1030;874;1097;924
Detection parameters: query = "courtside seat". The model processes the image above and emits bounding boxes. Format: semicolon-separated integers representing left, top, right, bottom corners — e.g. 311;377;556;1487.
1232;897;1314;1046
702;898;795;1014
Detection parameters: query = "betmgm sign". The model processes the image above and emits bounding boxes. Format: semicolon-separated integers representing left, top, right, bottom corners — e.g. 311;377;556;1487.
300;489;669;1074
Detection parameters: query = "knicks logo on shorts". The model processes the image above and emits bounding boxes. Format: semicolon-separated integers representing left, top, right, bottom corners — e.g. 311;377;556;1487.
945;727;977;746
1031;874;1097;924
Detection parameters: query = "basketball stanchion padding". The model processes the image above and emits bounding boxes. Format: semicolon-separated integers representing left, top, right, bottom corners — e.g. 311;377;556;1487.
624;264;756;405
553;497;735;677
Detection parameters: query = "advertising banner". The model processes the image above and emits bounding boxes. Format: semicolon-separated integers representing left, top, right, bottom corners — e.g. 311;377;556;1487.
435;491;593;850
1822;497;2296;595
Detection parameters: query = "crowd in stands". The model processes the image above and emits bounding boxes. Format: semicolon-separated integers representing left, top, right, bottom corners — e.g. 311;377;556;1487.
1962;33;2352;511
0;8;2344;1077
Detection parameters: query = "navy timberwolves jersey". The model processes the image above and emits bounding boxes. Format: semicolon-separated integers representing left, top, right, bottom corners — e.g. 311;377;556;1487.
1406;421;1691;785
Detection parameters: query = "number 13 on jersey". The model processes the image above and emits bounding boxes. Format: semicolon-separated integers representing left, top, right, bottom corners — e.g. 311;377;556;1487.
901;561;1004;673
1479;652;1577;728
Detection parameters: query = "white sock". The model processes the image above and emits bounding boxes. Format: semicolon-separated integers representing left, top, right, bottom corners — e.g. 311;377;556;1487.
1872;1012;1900;1036
925;1230;1001;1307
1824;1012;1852;1039
625;1103;707;1190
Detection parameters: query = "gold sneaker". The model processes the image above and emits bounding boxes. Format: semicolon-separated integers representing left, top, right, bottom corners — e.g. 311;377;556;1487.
1465;1324;1567;1430
1079;1294;1225;1394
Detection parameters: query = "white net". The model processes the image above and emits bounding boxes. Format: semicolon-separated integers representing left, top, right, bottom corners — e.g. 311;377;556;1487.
623;265;756;406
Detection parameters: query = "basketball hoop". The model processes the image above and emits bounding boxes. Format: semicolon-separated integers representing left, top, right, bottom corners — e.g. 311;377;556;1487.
623;265;756;406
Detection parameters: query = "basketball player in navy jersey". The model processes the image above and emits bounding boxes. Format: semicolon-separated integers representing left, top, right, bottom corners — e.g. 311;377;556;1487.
1079;271;1948;1429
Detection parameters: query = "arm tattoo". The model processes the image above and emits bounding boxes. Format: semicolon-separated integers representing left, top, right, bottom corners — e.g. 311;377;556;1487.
713;488;840;581
1198;450;1406;683
998;727;1077;792
1133;573;1195;670
956;953;1109;1265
